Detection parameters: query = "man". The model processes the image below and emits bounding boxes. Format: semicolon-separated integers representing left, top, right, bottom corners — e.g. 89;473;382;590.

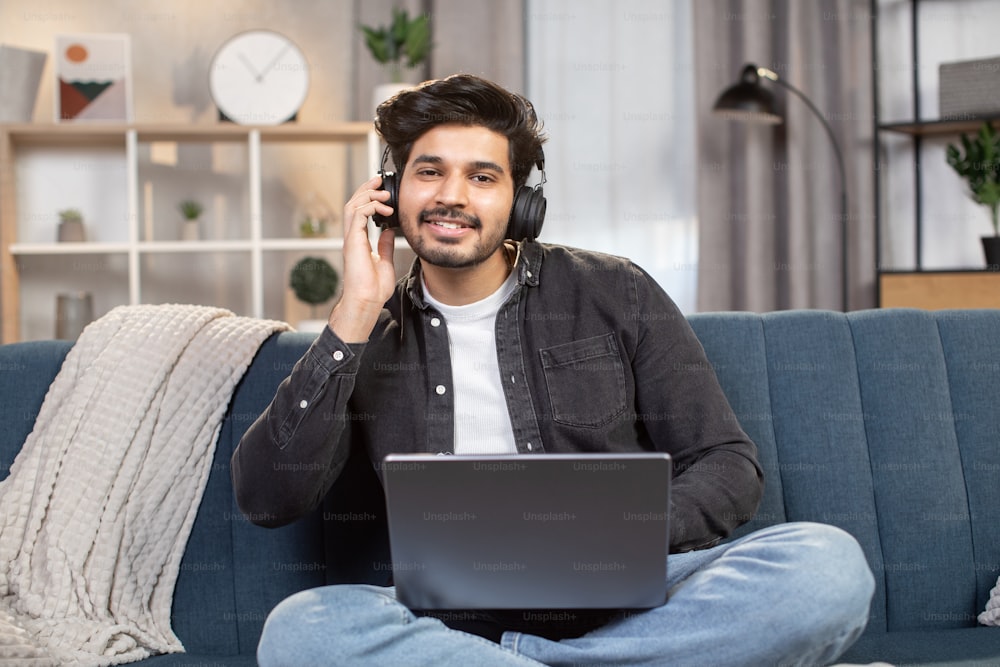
232;74;874;666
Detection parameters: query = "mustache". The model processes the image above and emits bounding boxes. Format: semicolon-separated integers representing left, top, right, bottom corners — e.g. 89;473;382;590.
419;207;481;229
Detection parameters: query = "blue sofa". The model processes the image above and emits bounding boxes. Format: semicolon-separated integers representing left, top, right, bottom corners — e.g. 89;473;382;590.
2;309;999;665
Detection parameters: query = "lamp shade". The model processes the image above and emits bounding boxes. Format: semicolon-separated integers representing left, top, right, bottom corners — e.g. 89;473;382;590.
712;64;782;124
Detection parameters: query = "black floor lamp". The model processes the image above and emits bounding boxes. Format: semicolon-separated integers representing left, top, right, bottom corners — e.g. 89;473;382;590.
712;63;849;312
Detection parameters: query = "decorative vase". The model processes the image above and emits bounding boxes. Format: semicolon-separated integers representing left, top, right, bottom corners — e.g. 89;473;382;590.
982;236;1000;269
55;292;93;340
0;45;47;122
182;219;200;241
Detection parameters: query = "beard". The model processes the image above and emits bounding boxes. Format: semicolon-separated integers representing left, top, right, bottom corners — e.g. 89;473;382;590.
402;206;508;270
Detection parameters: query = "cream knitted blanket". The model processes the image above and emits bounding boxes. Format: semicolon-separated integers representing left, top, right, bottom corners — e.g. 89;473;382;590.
980;577;1000;626
0;304;288;665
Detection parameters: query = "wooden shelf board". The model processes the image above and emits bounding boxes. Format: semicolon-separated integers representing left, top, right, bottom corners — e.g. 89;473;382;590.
879;116;1000;136
260;238;345;251
0;122;374;146
10;242;130;254
136;241;253;253
879;271;1000;309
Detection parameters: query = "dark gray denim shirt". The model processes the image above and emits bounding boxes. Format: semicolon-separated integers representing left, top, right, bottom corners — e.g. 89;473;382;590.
233;240;763;553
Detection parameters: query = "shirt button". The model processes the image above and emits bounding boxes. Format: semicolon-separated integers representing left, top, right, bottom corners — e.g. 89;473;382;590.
430;317;441;327
332;350;345;361
526;442;533;451
435;385;447;395
299;400;308;409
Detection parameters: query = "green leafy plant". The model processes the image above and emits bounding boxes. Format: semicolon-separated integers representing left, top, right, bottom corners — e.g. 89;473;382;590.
946;122;1000;236
290;256;340;318
178;199;204;221
359;8;431;83
58;208;83;223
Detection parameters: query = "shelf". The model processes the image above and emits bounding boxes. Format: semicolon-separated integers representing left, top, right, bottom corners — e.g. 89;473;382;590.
10;242;131;255
1;122;374;146
878;267;996;274
138;241;253;253
136;239;347;252
879;115;1000;136
1;123;129;147
260;238;345;251
1;122;380;342
11;238;401;254
880;271;1000;309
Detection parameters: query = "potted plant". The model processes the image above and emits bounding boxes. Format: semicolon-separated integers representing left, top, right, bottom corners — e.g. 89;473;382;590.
294;191;334;238
289;256;340;332
946;121;1000;267
57;208;85;242
359;8;431;109
178;199;203;241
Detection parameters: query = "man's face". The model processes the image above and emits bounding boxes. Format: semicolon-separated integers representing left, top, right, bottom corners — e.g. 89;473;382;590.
397;124;515;270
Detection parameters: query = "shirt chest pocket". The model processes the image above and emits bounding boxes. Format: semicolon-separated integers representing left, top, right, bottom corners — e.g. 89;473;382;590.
539;333;627;428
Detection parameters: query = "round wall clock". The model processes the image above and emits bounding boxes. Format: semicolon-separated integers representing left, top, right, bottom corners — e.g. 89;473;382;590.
209;30;309;125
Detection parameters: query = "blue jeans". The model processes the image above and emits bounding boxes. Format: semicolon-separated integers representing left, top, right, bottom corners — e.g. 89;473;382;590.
257;522;874;666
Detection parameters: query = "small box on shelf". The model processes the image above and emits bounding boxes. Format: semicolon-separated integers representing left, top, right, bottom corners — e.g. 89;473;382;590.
939;56;1000;120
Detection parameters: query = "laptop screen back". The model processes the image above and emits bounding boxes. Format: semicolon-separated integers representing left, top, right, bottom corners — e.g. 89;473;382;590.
381;453;672;610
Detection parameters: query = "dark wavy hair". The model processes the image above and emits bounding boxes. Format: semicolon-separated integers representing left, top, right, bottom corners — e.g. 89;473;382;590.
375;74;547;190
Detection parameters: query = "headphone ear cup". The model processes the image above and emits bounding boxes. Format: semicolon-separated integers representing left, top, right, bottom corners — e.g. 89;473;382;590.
508;185;546;241
373;171;400;228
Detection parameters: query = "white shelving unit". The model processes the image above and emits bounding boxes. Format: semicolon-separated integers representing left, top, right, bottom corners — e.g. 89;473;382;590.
1;122;391;342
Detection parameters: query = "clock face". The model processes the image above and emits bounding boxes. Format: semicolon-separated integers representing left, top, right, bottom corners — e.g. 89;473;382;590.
209;30;309;125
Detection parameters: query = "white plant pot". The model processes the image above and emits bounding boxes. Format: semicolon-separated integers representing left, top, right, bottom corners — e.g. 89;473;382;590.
57;219;86;242
181;219;200;241
373;83;411;113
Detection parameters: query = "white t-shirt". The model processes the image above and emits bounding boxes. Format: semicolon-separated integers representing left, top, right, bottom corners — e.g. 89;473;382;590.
422;272;518;455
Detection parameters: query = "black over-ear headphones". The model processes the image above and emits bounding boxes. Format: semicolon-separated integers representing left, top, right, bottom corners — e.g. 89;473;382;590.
372;147;400;230
373;146;547;242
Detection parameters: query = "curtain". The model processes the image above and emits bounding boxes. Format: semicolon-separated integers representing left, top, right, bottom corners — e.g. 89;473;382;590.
693;0;875;311
526;0;700;313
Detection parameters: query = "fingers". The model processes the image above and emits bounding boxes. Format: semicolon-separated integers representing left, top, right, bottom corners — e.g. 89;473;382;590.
376;226;395;262
345;176;393;230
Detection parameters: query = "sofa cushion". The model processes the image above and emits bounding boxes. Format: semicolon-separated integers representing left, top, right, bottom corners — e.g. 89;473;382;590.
935;312;1000;618
850;310;980;633
838;627;1000;665
138;654;254;665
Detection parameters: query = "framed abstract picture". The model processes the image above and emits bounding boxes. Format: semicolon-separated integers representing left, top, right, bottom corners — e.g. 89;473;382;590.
55;34;132;122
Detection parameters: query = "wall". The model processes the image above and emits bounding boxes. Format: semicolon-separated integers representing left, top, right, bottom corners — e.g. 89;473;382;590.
4;1;350;124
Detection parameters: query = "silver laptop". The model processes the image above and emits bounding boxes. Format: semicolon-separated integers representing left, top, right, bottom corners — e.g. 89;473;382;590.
381;452;672;610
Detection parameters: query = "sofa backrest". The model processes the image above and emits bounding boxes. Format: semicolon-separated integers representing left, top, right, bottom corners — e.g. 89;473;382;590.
0;340;73;475
689;309;1000;635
